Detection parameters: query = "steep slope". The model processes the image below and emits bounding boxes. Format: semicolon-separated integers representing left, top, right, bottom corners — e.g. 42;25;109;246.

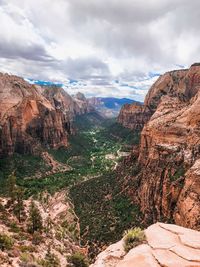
118;64;200;130
74;92;94;114
43;88;93;119
91;223;200;267
118;64;200;229
118;104;151;130
0;191;83;267
0;75;93;158
0;73;71;157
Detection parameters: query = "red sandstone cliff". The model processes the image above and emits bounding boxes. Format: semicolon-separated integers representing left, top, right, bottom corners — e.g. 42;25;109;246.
118;104;151;130
118;64;200;130
119;64;200;230
0;74;91;157
43;88;93;118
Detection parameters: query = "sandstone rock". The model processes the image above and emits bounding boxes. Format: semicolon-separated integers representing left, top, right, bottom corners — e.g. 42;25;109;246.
91;223;200;267
0;73;92;157
117;104;151;130
118;64;200;229
90;240;125;267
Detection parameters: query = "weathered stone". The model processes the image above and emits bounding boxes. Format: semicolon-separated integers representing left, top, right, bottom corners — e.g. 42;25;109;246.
91;223;200;267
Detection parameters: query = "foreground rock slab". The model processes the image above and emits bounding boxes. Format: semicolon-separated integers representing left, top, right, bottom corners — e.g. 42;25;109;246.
91;223;200;267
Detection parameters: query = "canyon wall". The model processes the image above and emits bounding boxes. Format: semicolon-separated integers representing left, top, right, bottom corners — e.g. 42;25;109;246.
118;104;151;130
0;74;92;157
119;64;200;229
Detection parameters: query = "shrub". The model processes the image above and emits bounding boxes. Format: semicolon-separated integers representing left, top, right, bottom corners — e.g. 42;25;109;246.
32;232;43;245
123;227;146;253
19;245;36;253
0;233;14;251
9;222;21;233
39;248;60;267
67;252;89;267
20;252;34;263
170;167;185;182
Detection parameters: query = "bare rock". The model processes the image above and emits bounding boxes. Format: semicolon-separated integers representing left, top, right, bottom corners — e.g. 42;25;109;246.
91;223;200;267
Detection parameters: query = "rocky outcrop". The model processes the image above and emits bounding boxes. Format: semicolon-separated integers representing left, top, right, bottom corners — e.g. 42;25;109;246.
120;64;200;230
74;92;94;114
118;104;151;130
43;88;93;118
118;64;200;130
0;74;71;157
0;74;92;157
91;223;200;267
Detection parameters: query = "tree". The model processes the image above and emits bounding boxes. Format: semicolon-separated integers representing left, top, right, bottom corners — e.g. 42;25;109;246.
6;173;25;222
7;173;17;203
13;187;25;222
27;200;43;234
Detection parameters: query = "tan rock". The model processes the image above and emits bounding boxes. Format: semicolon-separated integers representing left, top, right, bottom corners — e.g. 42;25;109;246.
118;64;200;229
117;244;160;267
118;103;151;130
92;223;200;267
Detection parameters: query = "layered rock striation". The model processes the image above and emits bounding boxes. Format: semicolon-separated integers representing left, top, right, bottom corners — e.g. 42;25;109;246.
118;64;200;229
118;103;151;130
0;74;92;157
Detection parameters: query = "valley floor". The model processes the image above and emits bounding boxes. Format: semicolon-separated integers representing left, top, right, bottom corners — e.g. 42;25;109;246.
0;114;141;261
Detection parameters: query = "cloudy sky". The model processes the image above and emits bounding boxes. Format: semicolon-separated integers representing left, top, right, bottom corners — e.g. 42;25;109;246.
0;0;199;101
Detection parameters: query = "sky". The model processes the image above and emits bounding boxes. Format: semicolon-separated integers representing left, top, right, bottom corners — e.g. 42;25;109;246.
0;0;200;101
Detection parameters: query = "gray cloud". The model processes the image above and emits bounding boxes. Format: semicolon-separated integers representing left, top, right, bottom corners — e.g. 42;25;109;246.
0;42;54;62
62;57;111;80
0;0;200;100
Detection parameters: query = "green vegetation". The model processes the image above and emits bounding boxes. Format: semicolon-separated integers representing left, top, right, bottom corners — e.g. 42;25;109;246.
67;252;89;267
123;227;146;253
0;233;14;251
0;116;139;198
0;114;142;260
170;167;185;182
39;248;60;267
27;201;43;234
70;172;143;259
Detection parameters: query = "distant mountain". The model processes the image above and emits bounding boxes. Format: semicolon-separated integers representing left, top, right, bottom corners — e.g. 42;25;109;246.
87;97;141;118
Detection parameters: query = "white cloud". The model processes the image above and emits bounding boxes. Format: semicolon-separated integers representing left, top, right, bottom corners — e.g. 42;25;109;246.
0;0;199;100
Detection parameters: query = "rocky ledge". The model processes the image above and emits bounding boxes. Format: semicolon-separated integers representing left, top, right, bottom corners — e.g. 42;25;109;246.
91;223;200;267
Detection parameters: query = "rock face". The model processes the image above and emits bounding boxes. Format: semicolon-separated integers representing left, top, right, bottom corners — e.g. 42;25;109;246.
91;223;200;267
118;65;200;130
43;88;94;117
118;104;151;130
0;74;91;157
74;92;94;114
118;64;200;230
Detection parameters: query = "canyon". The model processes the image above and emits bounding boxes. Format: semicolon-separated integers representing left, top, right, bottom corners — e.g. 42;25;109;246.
0;64;200;267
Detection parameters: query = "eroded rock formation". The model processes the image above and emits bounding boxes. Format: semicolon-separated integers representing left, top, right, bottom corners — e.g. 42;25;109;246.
91;223;200;267
118;64;200;229
118;104;151;130
0;74;92;157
